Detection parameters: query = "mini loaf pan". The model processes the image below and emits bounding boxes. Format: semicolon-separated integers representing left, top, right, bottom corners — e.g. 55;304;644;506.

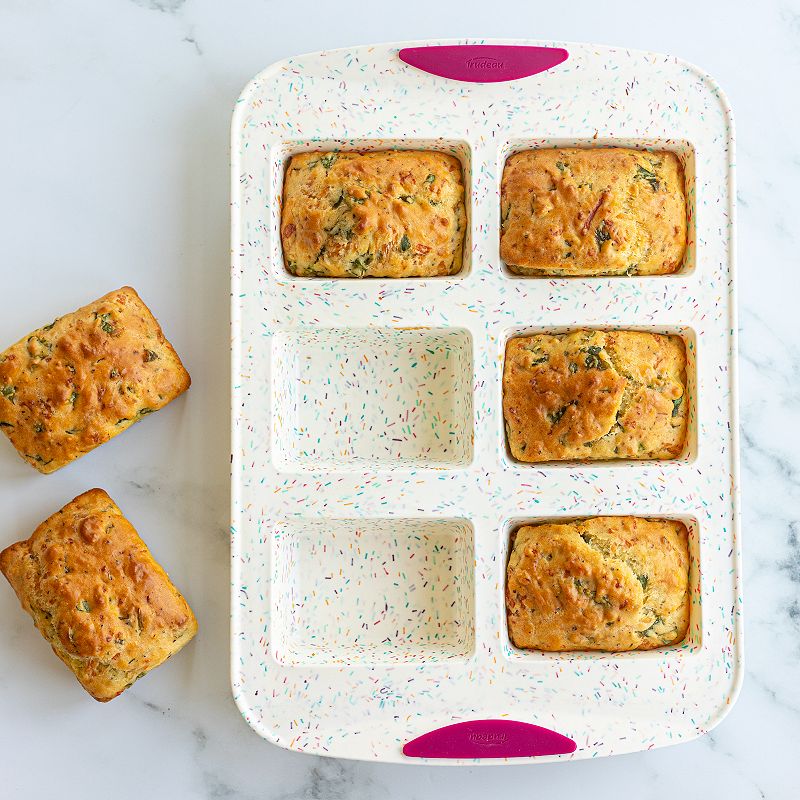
231;39;740;764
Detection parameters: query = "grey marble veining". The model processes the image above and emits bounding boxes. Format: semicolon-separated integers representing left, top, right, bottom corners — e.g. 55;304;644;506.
0;0;798;797
134;0;187;13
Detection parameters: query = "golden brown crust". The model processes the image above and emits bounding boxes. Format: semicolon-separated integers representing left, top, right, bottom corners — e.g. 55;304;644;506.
500;148;687;276
503;330;687;462
0;287;190;473
0;489;197;701
281;150;466;277
506;517;690;651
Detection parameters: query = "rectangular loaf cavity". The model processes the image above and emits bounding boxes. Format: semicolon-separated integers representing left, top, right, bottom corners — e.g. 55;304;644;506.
500;146;688;277
504;516;699;656
272;326;473;470
281;148;467;278
271;518;475;665
502;329;689;463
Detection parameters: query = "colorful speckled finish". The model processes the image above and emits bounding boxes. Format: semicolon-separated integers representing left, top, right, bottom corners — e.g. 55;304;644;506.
271;518;475;665
271;327;473;470
230;39;741;764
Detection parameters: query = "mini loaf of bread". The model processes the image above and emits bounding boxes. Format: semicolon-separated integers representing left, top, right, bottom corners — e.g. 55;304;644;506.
0;287;190;473
500;148;687;276
503;330;687;462
506;517;690;651
0;489;197;701
281;150;466;277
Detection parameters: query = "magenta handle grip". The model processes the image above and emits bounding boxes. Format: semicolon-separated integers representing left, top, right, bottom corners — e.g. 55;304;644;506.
403;719;577;760
398;45;568;83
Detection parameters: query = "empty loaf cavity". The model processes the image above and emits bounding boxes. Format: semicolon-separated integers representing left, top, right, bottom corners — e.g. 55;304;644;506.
281;150;466;277
0;488;197;700
0;287;190;473
506;517;690;652
500;148;687;276
272;518;475;665
271;326;474;468
502;330;687;462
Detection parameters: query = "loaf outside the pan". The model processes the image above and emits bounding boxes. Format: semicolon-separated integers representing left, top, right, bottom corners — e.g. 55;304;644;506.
502;330;687;463
500;147;687;276
0;286;190;473
0;488;197;701
281;150;466;278
506;516;690;651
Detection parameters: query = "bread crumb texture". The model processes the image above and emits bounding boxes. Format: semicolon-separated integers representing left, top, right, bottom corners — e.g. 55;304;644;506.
506;516;690;651
0;489;197;701
0;287;190;473
503;330;687;462
281;150;466;277
500;148;686;276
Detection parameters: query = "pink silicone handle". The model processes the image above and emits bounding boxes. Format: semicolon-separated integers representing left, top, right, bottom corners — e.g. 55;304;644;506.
403;719;577;759
398;45;568;83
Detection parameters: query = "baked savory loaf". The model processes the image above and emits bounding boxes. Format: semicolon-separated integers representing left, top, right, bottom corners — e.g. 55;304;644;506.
0;287;190;473
500;148;687;276
0;489;197;701
281;150;466;277
506;517;690;651
503;330;687;462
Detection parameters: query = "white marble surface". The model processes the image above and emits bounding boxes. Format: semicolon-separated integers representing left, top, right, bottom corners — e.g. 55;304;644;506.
0;0;796;797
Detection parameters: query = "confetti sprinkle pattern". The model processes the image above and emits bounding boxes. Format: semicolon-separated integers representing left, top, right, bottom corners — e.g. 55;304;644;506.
230;39;741;764
271;518;475;665
272;328;473;469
